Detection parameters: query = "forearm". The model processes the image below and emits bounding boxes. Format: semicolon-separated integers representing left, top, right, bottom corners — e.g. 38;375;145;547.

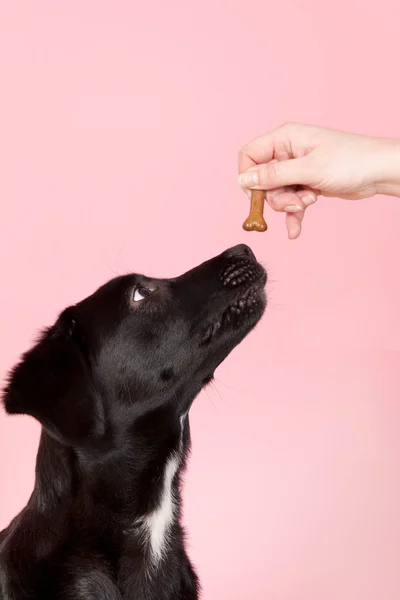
375;138;400;198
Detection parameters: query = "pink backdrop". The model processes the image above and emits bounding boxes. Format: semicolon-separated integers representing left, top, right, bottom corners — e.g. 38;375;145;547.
1;1;400;598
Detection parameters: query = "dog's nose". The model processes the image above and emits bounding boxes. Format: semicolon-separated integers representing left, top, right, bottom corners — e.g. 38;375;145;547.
225;244;256;261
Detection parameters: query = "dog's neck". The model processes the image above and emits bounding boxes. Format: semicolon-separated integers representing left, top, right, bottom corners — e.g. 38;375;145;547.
2;404;192;585
31;403;190;516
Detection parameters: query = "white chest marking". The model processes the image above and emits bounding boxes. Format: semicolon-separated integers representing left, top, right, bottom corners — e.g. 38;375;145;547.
137;415;186;566
142;452;180;564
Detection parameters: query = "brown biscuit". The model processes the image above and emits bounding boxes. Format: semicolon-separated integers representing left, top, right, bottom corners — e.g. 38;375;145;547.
243;189;267;232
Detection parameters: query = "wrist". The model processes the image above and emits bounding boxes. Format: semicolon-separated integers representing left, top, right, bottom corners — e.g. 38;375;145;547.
374;138;400;198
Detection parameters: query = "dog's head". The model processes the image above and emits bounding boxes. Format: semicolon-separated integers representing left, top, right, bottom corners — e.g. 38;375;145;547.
2;245;266;448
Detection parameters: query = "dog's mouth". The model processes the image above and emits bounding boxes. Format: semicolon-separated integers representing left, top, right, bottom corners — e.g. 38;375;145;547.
200;257;266;346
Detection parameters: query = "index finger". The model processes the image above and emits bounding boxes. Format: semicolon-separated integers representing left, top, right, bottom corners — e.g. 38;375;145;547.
238;130;279;173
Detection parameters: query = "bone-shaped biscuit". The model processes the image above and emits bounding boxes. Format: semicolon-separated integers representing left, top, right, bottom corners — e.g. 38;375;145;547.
242;189;267;232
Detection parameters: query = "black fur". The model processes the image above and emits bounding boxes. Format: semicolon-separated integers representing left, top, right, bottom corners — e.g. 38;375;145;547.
0;244;266;599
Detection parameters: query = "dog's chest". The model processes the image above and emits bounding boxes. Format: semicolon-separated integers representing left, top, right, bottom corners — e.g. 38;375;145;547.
131;415;187;567
133;450;181;567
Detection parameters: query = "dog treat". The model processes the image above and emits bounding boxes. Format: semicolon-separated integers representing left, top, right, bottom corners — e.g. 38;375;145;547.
242;189;267;232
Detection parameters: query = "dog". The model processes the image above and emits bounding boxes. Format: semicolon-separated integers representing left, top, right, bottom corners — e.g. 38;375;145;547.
0;244;266;600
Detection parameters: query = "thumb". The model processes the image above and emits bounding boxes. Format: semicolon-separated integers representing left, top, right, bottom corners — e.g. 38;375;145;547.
239;157;312;190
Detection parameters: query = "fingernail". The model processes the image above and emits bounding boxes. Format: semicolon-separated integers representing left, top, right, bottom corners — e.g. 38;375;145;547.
284;205;304;213
238;170;259;187
302;194;317;207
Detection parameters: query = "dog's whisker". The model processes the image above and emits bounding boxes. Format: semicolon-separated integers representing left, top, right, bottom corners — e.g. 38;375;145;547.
212;378;236;393
203;387;220;413
209;381;230;409
104;258;121;277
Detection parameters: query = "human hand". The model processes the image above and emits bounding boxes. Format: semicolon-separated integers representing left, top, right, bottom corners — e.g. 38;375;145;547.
238;123;400;239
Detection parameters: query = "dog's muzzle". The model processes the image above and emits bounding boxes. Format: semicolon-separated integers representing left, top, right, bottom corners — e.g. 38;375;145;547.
219;257;265;289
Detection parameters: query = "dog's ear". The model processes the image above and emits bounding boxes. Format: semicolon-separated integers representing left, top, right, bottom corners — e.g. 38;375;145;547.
1;312;106;447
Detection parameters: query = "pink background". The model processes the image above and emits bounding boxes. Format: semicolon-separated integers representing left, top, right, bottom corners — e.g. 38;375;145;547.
1;1;400;598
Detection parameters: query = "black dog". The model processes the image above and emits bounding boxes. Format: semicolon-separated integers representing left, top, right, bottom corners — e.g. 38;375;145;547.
0;244;266;600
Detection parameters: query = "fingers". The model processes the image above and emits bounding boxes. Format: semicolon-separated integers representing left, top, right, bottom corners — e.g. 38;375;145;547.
238;126;317;239
238;130;282;172
238;122;308;172
265;187;317;239
296;188;318;204
238;157;311;191
286;210;305;240
267;188;317;212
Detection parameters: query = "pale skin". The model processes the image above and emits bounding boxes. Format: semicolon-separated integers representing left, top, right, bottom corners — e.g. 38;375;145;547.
238;123;400;239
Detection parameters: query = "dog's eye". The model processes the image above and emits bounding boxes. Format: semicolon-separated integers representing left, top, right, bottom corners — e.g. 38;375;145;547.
132;285;153;303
